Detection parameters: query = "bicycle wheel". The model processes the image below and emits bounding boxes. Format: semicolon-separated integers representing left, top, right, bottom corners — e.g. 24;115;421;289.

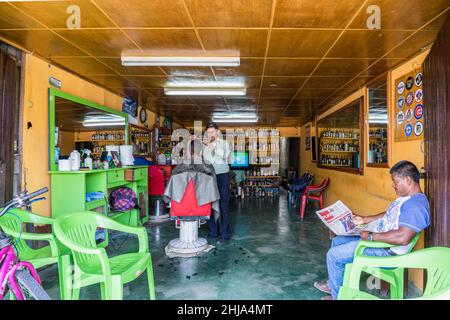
11;269;51;300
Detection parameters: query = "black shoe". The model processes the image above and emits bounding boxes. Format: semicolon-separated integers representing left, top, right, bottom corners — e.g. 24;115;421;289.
205;234;218;241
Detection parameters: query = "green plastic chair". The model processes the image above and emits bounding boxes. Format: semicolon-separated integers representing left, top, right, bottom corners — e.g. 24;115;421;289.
338;247;450;300
53;211;155;300
0;208;71;300
341;232;420;299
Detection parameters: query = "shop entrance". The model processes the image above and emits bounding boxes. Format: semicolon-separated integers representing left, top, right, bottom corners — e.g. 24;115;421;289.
0;42;22;206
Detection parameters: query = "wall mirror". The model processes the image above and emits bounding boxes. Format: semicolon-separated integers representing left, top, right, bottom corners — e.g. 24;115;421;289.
316;98;364;175
49;89;129;171
367;75;389;167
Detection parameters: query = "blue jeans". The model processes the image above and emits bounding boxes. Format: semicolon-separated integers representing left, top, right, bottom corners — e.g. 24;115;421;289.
326;236;392;299
208;172;231;239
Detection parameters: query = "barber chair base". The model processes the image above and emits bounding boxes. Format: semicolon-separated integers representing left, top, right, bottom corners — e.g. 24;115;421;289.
165;220;214;258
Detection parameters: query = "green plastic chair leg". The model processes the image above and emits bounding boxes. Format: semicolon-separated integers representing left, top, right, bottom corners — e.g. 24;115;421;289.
391;268;405;299
100;276;123;300
100;282;106;300
111;276;123;300
58;254;72;300
147;265;156;300
72;288;81;300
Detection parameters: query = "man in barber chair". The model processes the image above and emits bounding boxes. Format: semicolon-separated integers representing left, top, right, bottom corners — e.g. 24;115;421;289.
313;160;430;300
164;139;221;224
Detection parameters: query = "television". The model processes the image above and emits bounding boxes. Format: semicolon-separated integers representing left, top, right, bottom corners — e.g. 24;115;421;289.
230;151;249;168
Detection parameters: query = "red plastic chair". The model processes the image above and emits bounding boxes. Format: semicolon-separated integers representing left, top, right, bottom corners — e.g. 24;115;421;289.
300;178;330;220
170;180;212;219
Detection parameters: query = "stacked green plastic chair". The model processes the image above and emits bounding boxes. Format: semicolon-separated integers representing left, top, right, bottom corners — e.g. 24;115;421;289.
53;211;155;300
0;208;71;299
338;247;450;300
341;232;420;299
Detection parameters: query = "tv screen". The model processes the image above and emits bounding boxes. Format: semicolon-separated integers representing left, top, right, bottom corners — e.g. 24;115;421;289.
231;151;249;168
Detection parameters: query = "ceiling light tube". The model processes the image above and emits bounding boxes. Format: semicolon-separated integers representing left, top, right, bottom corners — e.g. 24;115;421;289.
84;117;124;123
83;121;125;127
122;56;240;67
164;88;246;96
212;116;258;123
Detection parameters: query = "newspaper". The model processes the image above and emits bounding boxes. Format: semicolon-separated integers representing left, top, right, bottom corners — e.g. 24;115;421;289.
316;200;379;236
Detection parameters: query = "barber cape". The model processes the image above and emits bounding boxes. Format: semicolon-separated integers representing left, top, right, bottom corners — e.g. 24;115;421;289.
163;162;221;221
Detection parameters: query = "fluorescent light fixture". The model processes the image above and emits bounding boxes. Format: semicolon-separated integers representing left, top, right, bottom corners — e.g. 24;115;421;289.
213;114;258;123
212;118;258;123
83;121;125;127
369;120;388;124
84;116;124;123
121;56;240;67
83;116;125;127
164;88;246;96
166;79;245;89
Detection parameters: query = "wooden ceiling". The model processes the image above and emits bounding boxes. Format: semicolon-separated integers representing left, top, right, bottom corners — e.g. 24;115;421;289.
0;0;448;127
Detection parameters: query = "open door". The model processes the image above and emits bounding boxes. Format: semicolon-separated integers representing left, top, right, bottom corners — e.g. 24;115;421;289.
423;13;450;247
0;42;22;206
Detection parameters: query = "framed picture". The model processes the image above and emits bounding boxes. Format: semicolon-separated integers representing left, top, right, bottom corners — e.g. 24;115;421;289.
110;151;121;167
122;97;138;117
305;124;311;150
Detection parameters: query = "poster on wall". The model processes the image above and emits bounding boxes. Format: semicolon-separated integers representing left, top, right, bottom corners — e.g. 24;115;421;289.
122;97;138;117
394;67;424;141
305;125;311;150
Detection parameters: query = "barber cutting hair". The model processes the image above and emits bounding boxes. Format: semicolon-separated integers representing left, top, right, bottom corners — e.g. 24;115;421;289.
202;122;232;244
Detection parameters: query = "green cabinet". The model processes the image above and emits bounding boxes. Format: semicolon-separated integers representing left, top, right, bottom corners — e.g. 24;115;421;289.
50;166;149;228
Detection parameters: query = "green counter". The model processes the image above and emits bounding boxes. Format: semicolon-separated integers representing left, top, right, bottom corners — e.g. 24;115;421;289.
49;166;149;228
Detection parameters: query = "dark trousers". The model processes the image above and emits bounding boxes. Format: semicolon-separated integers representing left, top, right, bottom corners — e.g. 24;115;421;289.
208;172;231;239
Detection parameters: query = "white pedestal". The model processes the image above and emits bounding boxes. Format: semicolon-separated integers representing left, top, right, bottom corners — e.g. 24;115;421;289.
165;220;210;257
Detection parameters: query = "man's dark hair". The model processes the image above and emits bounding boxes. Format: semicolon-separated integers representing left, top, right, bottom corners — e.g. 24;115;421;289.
206;122;219;130
389;160;420;183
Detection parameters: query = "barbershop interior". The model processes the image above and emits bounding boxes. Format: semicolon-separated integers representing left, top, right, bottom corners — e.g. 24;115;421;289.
0;1;449;301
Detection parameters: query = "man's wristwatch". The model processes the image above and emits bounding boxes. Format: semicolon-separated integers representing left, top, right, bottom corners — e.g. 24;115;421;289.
367;232;374;241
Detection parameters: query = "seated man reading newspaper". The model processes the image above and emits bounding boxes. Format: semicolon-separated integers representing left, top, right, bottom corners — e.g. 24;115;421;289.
313;160;430;300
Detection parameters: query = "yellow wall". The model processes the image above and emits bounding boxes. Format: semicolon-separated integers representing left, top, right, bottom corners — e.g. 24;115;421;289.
21;54;178;217
299;50;430;289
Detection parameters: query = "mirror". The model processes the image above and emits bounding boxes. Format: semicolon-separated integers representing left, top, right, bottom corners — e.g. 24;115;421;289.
317;98;363;174
49;89;129;171
367;76;388;166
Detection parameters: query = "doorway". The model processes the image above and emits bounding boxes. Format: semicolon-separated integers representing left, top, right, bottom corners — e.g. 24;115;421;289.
0;42;22;206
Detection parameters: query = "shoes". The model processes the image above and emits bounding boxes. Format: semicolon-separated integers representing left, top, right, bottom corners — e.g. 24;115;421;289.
320;295;333;300
314;281;332;294
205;234;218;241
216;238;231;245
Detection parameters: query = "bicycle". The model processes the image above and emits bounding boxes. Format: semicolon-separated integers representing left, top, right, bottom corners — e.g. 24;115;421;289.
0;187;51;300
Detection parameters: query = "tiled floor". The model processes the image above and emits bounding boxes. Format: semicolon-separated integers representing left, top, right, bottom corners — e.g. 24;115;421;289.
37;191;420;300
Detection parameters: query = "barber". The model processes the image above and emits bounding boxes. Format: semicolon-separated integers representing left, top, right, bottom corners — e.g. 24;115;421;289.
202;122;232;244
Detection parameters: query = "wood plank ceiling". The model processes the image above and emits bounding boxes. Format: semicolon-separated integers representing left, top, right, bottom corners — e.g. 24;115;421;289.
0;0;448;127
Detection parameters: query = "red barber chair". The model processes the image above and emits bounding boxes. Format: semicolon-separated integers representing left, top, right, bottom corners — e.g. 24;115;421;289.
165;180;212;257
